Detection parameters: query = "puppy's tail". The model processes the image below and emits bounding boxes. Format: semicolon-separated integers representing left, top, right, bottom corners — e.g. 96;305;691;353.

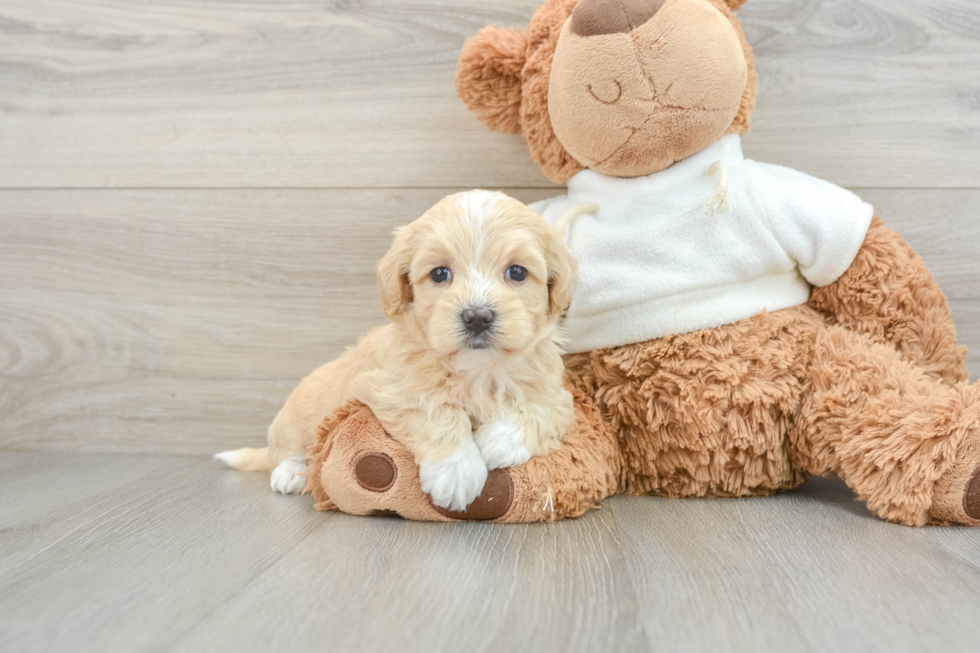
213;447;271;471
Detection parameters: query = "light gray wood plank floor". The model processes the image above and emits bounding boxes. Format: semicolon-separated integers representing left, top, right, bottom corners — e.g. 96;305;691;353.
1;452;978;653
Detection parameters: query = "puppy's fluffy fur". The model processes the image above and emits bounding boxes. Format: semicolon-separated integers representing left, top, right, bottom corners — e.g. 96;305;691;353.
216;190;577;510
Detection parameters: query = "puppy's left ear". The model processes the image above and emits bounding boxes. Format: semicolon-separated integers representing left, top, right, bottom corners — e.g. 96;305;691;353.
377;226;415;319
543;224;577;317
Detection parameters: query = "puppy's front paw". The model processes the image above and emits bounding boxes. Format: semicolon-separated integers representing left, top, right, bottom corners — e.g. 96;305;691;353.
474;419;531;470
270;457;307;494
419;441;488;511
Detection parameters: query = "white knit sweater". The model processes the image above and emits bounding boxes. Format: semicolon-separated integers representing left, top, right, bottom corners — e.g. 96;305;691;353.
531;135;874;354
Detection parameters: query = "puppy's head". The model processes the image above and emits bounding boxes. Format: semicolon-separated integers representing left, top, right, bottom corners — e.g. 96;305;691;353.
377;190;576;361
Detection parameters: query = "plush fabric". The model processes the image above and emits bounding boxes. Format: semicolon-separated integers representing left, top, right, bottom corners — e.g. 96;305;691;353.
549;0;748;177
520;0;587;184
456;26;528;135
809;217;969;386
570;0;667;37
531;134;874;352
303;0;980;527
456;0;758;183
308;390;621;522
309;265;980;525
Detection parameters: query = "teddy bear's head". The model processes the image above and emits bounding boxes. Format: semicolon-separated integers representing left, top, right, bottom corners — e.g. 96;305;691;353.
457;0;757;183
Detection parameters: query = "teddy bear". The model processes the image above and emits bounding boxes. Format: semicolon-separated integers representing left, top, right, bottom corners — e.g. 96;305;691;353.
305;0;980;526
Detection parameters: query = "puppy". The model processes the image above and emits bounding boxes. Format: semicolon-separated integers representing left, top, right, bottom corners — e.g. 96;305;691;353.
216;190;577;510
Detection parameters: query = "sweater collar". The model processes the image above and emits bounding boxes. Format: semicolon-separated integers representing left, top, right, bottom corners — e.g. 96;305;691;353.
566;134;745;205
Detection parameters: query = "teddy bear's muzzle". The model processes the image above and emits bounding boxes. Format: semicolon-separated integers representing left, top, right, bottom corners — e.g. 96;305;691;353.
571;0;666;37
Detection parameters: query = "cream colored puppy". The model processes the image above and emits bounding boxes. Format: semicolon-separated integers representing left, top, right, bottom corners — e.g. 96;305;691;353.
216;190;577;510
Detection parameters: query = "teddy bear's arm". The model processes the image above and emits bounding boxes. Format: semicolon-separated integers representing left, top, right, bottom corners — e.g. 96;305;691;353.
808;217;968;384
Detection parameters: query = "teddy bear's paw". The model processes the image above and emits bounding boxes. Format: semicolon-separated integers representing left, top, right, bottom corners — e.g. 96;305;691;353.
474;419;531;470
270;456;307;495
419;441;489;511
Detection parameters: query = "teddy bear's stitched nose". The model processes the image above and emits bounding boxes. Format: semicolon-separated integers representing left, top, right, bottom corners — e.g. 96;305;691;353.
571;0;666;36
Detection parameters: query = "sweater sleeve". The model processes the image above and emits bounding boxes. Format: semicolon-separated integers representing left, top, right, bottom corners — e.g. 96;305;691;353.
751;162;875;287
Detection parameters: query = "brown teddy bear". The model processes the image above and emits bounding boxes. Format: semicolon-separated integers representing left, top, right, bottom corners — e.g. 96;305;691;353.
306;0;980;526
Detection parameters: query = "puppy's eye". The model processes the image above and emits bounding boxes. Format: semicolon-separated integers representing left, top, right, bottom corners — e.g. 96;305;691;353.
430;267;452;284
506;265;528;282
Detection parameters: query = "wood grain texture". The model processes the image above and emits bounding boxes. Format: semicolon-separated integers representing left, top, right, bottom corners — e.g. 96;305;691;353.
0;0;979;189
1;452;978;653
610;483;980;653
0;188;556;454
0;453;327;653
3;188;979;455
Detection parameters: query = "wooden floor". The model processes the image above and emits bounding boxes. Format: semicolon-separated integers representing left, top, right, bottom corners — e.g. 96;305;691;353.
2;0;980;650
0;452;978;653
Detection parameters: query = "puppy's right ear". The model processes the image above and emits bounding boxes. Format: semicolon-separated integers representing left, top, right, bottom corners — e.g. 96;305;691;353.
377;226;415;319
456;26;528;135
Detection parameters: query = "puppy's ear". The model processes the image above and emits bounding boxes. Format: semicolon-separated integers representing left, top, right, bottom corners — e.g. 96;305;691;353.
456;26;528;135
542;224;577;317
377;226;415;319
719;0;749;9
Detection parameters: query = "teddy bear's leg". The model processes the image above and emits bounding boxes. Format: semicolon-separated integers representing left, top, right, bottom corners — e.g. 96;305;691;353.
562;308;824;499
307;394;621;523
791;324;980;525
809;218;968;385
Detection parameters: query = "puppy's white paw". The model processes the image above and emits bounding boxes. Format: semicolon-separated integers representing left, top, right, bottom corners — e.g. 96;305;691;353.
419;441;488;511
270;457;307;495
474;419;531;470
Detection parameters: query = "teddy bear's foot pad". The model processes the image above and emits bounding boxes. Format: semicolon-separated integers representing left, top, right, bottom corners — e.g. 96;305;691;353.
432;468;514;521
931;460;980;526
965;465;980;520
353;453;397;492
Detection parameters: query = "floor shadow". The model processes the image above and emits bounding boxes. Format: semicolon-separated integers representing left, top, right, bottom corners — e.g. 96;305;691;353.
791;475;878;520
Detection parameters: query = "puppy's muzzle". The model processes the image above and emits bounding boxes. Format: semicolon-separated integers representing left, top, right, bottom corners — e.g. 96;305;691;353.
461;306;495;338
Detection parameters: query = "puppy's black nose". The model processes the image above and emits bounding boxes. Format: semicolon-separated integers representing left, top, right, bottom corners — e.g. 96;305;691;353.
461;306;495;334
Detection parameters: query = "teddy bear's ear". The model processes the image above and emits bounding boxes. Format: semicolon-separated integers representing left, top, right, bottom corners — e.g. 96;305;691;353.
456;26;529;135
721;0;749;8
